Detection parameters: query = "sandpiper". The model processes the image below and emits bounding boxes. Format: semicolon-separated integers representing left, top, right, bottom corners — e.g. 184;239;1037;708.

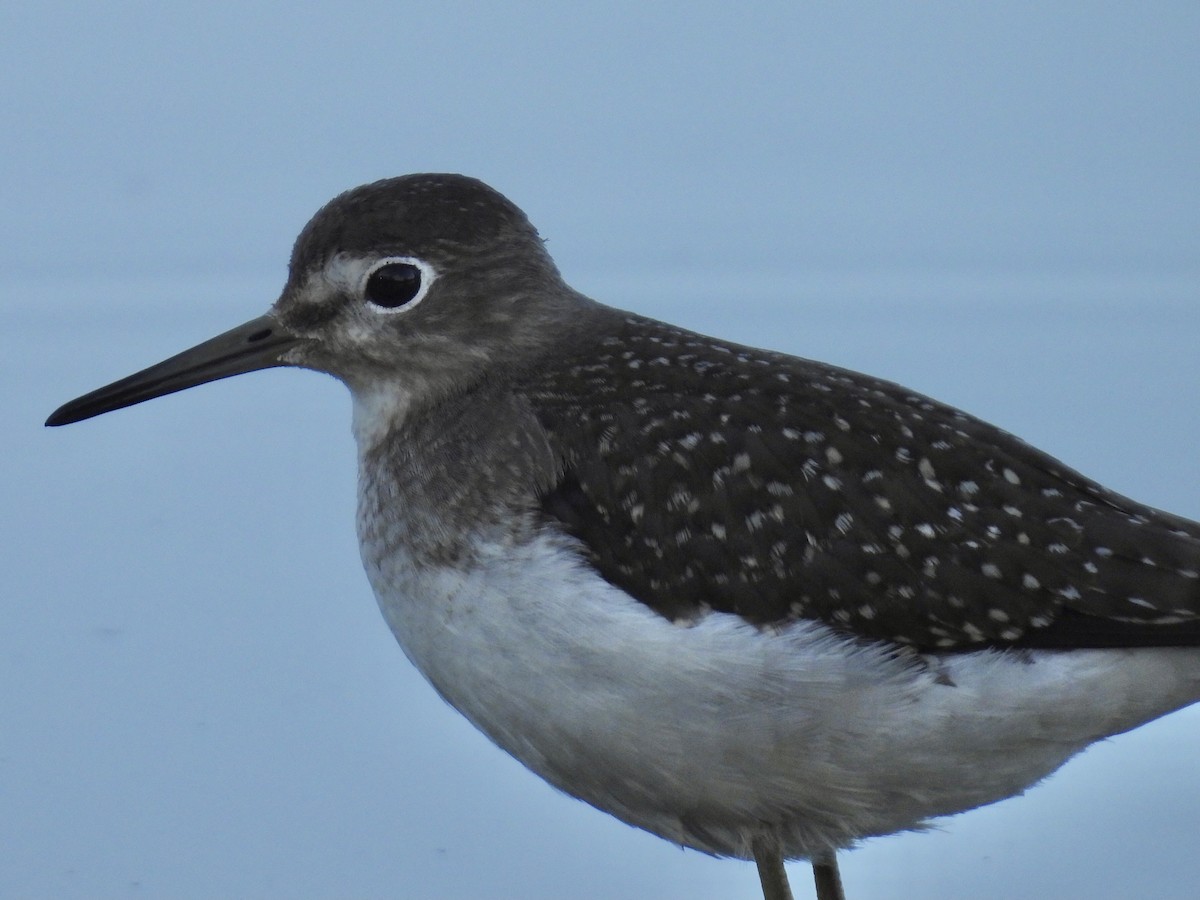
47;174;1200;900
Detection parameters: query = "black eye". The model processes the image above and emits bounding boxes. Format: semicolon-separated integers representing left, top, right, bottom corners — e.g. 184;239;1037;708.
365;262;422;309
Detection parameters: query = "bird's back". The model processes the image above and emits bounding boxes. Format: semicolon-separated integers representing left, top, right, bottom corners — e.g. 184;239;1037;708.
519;308;1200;651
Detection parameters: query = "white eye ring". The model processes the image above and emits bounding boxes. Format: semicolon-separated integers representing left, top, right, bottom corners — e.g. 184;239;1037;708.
359;256;438;314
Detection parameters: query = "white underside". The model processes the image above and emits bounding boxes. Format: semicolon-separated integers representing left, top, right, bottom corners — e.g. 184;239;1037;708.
360;526;1200;859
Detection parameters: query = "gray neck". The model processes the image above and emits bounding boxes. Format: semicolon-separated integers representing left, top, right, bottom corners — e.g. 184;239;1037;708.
354;383;559;568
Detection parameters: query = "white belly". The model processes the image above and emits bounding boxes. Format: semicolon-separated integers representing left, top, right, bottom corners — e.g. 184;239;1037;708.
360;526;1200;859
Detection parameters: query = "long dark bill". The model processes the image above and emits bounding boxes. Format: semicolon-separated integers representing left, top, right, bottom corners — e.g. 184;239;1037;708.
46;315;302;427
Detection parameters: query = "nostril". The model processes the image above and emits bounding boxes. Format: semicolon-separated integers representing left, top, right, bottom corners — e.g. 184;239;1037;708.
247;328;273;343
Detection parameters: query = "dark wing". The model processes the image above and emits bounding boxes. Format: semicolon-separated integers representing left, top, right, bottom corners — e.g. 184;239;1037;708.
522;313;1200;651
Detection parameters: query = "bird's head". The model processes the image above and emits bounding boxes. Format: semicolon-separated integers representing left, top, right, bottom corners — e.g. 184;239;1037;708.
46;174;582;435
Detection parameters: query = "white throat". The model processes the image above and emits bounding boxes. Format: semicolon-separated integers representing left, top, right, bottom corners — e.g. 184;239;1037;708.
350;381;414;452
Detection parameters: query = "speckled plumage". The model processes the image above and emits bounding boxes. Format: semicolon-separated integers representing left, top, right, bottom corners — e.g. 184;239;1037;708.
47;173;1200;900
525;313;1200;649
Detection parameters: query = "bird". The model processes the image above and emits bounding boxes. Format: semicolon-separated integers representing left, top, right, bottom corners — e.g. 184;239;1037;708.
46;173;1200;900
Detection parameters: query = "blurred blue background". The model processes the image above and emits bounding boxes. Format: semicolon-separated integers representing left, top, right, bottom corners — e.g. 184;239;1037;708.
4;3;1198;898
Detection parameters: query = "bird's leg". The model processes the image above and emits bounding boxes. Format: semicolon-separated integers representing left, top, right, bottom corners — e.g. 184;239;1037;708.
811;852;845;900
752;836;794;900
